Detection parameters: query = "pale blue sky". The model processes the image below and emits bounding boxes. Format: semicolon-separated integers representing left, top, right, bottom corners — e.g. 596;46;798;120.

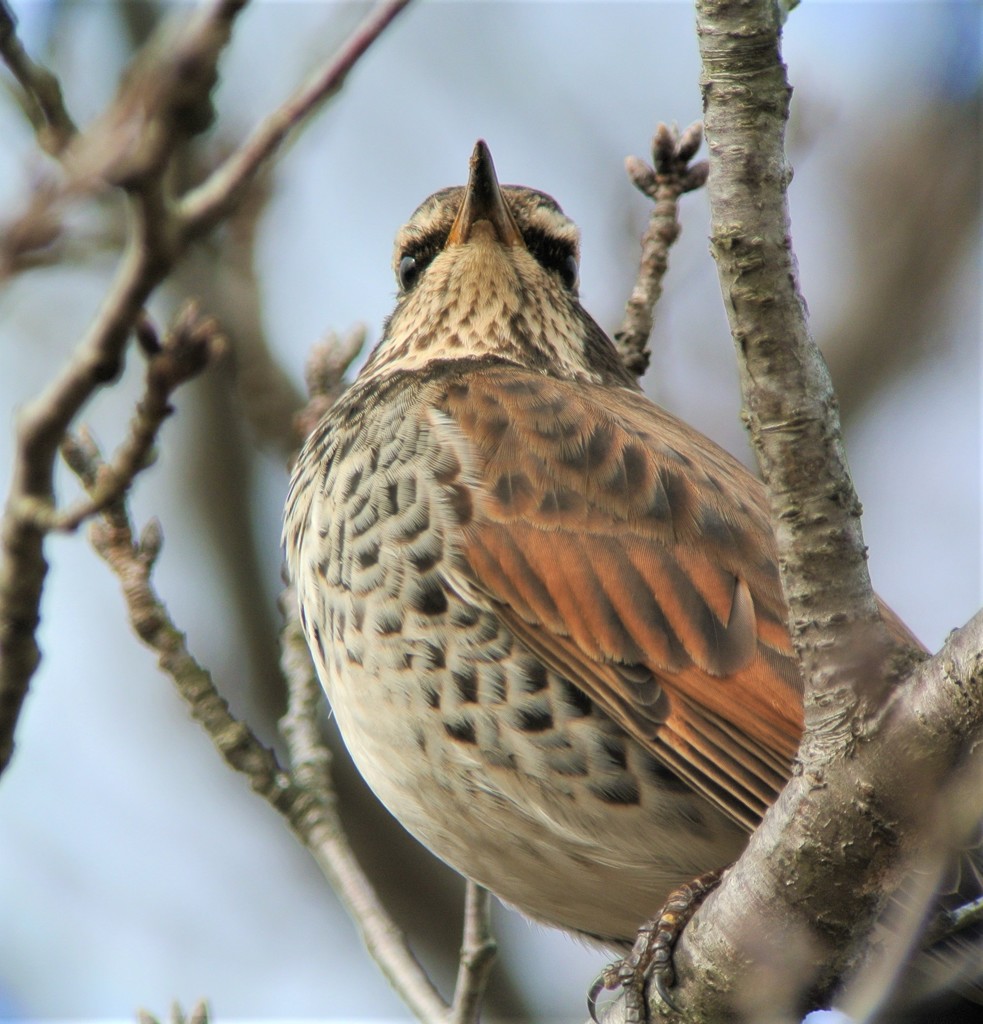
0;2;979;1020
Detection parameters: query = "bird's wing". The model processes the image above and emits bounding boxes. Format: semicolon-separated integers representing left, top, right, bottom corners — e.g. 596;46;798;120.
429;363;803;831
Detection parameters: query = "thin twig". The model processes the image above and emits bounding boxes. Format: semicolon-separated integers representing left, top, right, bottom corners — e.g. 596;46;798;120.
0;0;77;154
448;882;497;1024
66;429;448;1020
179;0;412;237
614;122;708;378
926;895;983;946
277;349;476;1022
278;345;450;1019
279;591;449;1022
293;326;367;447
40;306;225;533
278;590;335;799
68;435;293;802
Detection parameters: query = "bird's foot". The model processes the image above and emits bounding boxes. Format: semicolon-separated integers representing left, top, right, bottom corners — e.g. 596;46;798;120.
587;869;723;1022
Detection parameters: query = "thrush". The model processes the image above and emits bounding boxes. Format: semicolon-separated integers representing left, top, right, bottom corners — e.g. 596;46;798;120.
283;141;957;999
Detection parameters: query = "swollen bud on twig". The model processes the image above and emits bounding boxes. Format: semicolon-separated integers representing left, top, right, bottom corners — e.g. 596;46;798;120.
625;155;658;199
674;121;704;164
139;517;163;566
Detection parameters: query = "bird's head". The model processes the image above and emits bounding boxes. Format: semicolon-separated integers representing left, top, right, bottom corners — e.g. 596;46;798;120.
360;141;635;387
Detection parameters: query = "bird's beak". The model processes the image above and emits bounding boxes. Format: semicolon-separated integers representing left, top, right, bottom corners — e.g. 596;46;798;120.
446;140;525;248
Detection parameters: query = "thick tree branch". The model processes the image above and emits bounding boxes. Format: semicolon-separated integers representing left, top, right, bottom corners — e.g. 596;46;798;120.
589;609;983;1024
695;0;911;740
593;2;983;1021
674;609;983;1021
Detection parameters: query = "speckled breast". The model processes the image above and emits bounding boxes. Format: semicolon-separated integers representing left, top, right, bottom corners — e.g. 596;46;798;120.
285;366;745;942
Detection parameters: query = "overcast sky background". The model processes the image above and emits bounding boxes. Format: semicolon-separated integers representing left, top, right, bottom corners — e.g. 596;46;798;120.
0;2;980;1021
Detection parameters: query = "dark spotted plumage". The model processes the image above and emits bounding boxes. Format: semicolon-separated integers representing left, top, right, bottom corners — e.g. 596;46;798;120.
283;141;924;944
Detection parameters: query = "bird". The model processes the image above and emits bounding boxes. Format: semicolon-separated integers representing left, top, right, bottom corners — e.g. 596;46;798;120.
283;140;948;1006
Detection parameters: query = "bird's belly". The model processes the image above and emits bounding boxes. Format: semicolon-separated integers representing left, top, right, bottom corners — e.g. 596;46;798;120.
306;573;746;943
293;406;747;941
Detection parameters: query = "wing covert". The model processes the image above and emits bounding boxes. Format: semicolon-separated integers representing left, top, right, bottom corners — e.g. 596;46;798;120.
430;364;804;830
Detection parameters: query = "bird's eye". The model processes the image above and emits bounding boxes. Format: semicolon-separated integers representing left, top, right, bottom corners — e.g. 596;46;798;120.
559;253;579;291
398;254;420;290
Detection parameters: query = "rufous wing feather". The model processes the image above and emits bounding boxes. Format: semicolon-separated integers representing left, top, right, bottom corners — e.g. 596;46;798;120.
432;363;804;831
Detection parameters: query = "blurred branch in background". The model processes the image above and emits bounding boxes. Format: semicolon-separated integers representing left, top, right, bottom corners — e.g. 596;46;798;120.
0;0;409;775
0;0;76;155
0;0;250;775
48;304;227;533
138;1000;210;1024
63;380;495;1023
824;87;981;429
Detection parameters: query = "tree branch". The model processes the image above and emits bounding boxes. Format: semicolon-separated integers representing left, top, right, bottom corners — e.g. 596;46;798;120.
586;608;983;1024
0;185;172;773
293;326;367;447
63;423;449;1020
676;609;983;1021
44;305;226;533
278;587;451;1022
448;882;497;1024
598;2;983;1019
70;438;292;801
178;0;412;238
276;344;495;1022
178;171;308;458
0;0;77;154
63;0;249;191
137;999;210;1024
615;122;708;379
0;0;411;776
695;0;915;742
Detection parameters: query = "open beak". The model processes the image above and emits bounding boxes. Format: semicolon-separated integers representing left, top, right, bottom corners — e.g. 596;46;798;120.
445;140;525;248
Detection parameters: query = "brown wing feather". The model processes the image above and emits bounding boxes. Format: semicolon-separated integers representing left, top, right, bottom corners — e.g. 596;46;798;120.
432;363;918;831
429;364;803;829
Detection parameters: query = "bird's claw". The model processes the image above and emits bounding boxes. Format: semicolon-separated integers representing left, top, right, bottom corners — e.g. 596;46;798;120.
585;869;724;1022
